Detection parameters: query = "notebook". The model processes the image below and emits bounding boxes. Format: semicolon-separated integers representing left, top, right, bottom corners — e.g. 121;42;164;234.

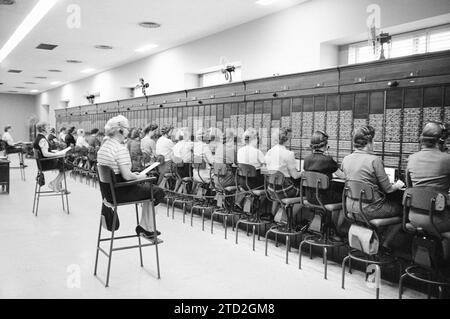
385;167;396;184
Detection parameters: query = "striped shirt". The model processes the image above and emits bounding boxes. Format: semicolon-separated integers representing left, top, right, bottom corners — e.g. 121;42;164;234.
97;137;131;174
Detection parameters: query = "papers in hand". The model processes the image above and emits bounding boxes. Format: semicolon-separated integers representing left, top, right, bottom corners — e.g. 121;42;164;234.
56;147;72;156
140;162;160;176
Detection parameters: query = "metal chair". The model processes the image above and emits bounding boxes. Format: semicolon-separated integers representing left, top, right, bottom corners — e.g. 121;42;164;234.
235;164;270;251
189;156;215;231
298;171;345;278
32;149;70;217
399;187;450;299
170;156;194;222
210;163;244;239
94;165;162;287
264;170;304;264
341;180;402;299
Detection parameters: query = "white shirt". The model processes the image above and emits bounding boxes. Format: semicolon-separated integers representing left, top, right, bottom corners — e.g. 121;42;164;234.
173;140;193;162
140;136;156;155
58;132;66;142
193;141;214;182
76;136;90;148
156;135;175;162
237;144;265;170
97;137;131;175
265;144;297;177
2;132;14;146
214;141;235;164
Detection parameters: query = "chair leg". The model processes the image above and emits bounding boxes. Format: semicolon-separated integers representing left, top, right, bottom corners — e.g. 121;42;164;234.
224;215;228;240
63;171;70;214
135;205;144;267
323;247;328;280
265;230;270;256
167;198;170;218
398;272;408;299
202;208;205;231
342;256;350;289
150;200;161;279
235;220;241;244
299;241;306;269
94;214;103;276
190;206;195;227
211;212;215;235
35;185;41;217
182;202;186;224
438;286;444;299
105;208;118;287
32;180;38;215
252;225;256;251
286;235;290;264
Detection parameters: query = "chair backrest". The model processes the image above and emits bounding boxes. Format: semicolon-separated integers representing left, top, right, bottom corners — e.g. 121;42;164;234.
403;187;447;213
264;170;287;203
213;163;228;177
237;163;257;178
172;156;185;167
97;165;116;184
343;180;375;203
300;171;330;190
192;155;206;169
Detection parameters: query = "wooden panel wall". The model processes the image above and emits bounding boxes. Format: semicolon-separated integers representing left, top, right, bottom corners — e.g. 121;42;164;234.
56;51;450;173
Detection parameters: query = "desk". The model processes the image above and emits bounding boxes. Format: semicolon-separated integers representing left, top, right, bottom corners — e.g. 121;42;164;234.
0;159;10;194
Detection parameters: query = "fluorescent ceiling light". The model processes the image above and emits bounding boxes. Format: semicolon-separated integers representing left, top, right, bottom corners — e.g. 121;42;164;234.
256;0;278;5
0;0;58;64
81;68;95;74
51;81;61;85
135;44;158;53
31;89;39;93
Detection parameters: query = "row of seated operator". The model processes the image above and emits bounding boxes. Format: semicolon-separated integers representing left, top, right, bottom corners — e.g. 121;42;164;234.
30;116;450;257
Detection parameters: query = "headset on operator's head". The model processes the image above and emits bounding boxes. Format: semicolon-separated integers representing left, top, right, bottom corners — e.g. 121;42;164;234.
310;130;329;150
421;121;449;151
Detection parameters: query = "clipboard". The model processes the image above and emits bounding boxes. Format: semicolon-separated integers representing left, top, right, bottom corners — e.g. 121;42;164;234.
140;162;160;176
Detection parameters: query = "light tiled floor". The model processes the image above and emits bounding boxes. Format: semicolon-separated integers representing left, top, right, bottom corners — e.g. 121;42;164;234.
0;157;426;299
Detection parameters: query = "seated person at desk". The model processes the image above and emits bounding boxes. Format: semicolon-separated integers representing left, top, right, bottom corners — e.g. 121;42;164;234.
33;122;73;192
97;115;165;238
342;125;405;250
47;128;59;151
64;127;77;147
76;129;90;148
2;125;26;157
237;128;265;189
192;128;214;184
155;125;175;184
140;124;158;159
58;127;67;144
213;129;236;188
265;128;301;197
407;122;450;235
265;128;301;220
126;128;143;172
304;130;347;235
173;127;194;178
86;128;101;148
304;130;345;204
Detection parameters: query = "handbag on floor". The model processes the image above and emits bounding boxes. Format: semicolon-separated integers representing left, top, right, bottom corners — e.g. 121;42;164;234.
348;224;379;255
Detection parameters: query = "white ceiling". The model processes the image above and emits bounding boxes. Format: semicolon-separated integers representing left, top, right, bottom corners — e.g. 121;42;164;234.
0;0;308;95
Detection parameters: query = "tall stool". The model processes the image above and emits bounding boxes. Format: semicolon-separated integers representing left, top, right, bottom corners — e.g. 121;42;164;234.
341;180;402;299
170;156;194;222
0;158;10;194
298;171;344;278
94;165;162;287
189;156;215;231
399;187;450;299
235;164;270;251
210;163;243;239
32;150;70;217
264;170;304;264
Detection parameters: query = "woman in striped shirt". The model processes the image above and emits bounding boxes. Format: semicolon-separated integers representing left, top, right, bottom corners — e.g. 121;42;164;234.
97;115;165;239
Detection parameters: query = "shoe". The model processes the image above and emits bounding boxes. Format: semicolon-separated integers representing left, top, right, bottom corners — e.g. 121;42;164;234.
135;225;161;238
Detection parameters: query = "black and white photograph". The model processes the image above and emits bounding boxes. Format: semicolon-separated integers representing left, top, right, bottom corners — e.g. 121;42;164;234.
0;0;450;304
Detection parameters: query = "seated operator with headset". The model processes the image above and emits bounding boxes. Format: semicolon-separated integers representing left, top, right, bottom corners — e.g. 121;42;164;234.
407;121;450;234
